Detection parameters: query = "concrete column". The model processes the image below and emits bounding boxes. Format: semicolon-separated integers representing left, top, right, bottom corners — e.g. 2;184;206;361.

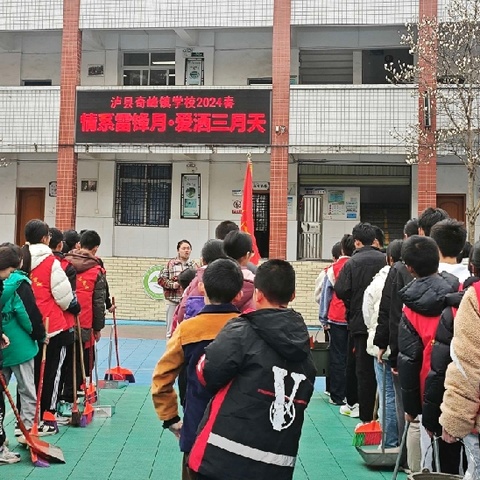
56;0;81;229
270;0;291;259
417;0;438;213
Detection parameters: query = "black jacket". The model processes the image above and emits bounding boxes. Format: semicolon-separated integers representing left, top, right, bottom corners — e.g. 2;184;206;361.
422;276;479;434
335;245;386;336
397;272;458;418
189;308;316;480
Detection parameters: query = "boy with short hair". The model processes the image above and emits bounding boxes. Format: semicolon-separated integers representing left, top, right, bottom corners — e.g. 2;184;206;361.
65;230;106;382
189;260;316;480
222;230;256;312
152;258;244;480
397;235;458;470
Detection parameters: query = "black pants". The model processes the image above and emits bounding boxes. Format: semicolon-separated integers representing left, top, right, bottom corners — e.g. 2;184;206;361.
353;334;376;422
35;330;73;416
437;438;466;474
0;379;6;446
328;323;348;404
346;332;358;407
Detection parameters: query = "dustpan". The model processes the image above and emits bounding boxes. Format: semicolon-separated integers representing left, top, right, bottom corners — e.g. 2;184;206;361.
100;325;128;389
408;473;462;480
356;363;398;467
93;341;116;417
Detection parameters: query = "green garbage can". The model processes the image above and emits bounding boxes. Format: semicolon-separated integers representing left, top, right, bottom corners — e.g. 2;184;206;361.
311;341;329;377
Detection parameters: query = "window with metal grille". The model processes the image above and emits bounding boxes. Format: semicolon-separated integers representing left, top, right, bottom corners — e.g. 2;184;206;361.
115;164;172;226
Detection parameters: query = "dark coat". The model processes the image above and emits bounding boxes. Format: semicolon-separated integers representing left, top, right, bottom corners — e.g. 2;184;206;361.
397;272;458;418
334;246;386;336
189;308;316;480
422;276;479;434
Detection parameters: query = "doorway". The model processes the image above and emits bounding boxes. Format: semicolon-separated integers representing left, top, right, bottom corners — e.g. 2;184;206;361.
436;194;466;224
253;193;270;258
16;188;45;246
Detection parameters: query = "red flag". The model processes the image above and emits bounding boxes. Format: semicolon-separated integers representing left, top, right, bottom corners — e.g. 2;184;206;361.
240;159;261;265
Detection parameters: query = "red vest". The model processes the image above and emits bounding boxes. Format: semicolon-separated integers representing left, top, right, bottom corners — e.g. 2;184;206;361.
403;305;440;399
76;264;104;329
59;256;75;329
327;257;349;324
30;255;68;334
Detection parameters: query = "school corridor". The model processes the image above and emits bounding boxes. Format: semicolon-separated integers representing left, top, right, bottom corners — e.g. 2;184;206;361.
3;321;407;479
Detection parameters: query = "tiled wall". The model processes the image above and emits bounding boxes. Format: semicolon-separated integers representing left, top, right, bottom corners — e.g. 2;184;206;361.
103;256;327;324
289;85;418;154
0;0;451;32
0;87;60;152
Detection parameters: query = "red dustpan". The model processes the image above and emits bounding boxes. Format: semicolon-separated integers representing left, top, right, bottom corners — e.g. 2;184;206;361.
104;297;135;383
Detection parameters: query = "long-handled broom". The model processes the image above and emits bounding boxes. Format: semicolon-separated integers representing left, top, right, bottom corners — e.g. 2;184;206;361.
71;336;81;426
0;373;65;465
75;316;94;427
104;297;135;383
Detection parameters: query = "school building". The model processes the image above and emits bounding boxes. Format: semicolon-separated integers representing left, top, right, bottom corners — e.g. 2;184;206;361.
0;0;469;321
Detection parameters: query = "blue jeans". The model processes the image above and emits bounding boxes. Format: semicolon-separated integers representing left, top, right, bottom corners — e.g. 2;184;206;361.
374;358;398;448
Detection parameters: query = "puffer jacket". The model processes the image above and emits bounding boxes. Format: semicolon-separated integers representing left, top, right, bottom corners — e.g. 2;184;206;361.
0;270;39;367
423;276;480;434
334;246;386;336
189;308;316;480
363;265;390;357
397;272;458;418
440;283;480;438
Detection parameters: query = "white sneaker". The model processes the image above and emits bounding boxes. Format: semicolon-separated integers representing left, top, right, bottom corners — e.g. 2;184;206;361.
339;403;360;418
0;445;21;464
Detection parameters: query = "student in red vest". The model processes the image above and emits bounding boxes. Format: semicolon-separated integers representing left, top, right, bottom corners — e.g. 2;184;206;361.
49;228;80;419
21;219;75;436
65;230;106;383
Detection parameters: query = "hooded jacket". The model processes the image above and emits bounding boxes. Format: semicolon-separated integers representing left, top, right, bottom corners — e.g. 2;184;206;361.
397;272;458;418
65;249;106;332
423;277;479;434
29;243;73;335
189;309;316;480
0;270;39;367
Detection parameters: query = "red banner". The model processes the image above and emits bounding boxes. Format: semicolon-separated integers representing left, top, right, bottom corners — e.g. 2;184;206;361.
240;160;261;265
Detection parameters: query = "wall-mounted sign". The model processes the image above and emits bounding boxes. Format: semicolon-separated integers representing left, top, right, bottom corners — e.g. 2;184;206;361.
81;179;97;192
88;65;104;77
76;89;271;145
253;181;269;191
185;57;204;86
181;174;201;219
49;181;57;197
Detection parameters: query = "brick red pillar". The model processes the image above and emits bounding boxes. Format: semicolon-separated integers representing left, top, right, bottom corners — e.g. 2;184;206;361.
55;0;81;229
269;0;291;259
417;0;438;213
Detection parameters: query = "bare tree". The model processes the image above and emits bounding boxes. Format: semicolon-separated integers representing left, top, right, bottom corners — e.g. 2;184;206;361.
389;0;480;243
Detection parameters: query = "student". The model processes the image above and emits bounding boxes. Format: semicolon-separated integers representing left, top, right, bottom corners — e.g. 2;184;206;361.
65;230;107;384
363;239;403;448
49;228;80;419
0;245;27;464
334;222;386;424
62;229;80;254
21;219;75;436
152;258;244;480
319;235;354;406
215;220;257;274
440;241;480;480
0;244;45;442
397;235;458;471
173;239;227;328
188;259;316;480
222;230;256;312
430;219;470;282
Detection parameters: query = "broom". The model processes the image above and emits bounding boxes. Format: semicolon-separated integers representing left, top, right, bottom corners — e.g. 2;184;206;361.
104;297;135;383
352;420;382;446
71;337;81;426
75;316;94;427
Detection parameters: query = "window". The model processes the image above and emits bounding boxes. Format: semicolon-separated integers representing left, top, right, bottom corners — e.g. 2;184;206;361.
22;80;52;86
122;52;176;86
115;164;172;226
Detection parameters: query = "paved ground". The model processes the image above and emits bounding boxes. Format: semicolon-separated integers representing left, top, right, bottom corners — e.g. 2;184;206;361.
2;321;407;479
